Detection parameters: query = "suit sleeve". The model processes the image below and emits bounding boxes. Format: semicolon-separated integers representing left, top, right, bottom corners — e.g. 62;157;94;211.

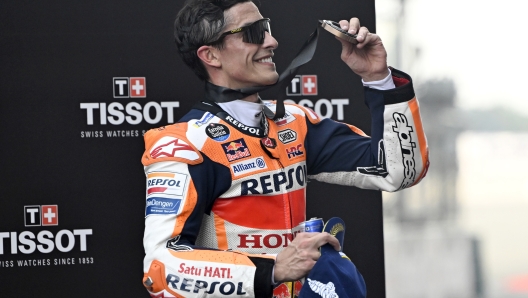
305;68;429;192
141;126;275;298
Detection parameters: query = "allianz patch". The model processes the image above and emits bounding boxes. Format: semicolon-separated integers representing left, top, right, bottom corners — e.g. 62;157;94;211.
145;197;182;216
147;171;188;197
230;157;267;176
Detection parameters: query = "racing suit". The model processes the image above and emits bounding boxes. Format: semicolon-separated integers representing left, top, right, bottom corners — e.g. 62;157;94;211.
141;68;429;297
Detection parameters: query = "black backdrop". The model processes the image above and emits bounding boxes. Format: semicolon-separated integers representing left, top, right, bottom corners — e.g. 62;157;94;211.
0;0;385;297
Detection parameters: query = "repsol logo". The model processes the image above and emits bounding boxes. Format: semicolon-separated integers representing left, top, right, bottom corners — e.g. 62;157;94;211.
166;274;247;295
224;115;262;137
241;164;307;195
147;178;181;187
392;113;417;189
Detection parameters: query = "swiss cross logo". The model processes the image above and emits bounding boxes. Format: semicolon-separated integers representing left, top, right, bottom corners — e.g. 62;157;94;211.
24;205;58;227
286;75;318;96
113;77;146;98
130;77;146;98
302;75;317;95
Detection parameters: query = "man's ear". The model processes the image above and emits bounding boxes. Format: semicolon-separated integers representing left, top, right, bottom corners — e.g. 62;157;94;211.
197;45;221;68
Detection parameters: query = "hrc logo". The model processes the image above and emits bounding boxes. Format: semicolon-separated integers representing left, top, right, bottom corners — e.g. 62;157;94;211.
286;144;304;159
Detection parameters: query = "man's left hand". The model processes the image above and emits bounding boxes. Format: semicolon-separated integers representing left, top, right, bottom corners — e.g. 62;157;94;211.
337;18;389;82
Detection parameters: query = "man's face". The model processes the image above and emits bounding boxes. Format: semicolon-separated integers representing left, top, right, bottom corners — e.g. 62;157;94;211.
216;2;279;89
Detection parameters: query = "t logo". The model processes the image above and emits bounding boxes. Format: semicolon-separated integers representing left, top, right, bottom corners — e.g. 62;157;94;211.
24;205;58;227
113;77;129;98
113;77;147;98
286;75;318;96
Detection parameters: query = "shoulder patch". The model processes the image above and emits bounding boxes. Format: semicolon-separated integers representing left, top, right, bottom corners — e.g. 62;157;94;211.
142;123;202;166
290;104;321;124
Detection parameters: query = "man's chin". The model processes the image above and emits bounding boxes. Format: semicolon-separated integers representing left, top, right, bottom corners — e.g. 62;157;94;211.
261;74;279;86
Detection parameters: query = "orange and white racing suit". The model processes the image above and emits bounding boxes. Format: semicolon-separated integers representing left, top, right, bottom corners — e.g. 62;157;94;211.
141;69;428;297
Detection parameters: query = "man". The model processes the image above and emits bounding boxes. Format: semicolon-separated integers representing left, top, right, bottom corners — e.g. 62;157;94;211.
141;0;428;297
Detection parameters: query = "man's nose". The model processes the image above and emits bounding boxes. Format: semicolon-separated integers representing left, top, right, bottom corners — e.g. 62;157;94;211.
262;31;278;49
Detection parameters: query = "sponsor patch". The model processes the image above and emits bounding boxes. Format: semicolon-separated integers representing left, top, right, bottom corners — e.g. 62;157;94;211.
358;140;388;177
274;111;296;126
273;281;303;298
147;172;188;197
222;138;251;162
307;278;338;298
392;113;417;189
240;163;307;195
261;137;277;149
166;235;192;252
145;197;182;216
205;123;230;142
150;137;198;160
286;144;304;159
278;129;297;144
230;157;267;176
193;112;214;128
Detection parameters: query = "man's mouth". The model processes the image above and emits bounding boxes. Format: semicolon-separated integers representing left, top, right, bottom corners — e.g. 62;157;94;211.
256;57;273;63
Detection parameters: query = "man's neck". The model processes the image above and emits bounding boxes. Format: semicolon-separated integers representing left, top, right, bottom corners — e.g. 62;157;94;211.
207;78;260;103
239;93;259;103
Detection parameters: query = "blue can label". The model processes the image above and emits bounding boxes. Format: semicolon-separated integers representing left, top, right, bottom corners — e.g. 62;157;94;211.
303;217;324;233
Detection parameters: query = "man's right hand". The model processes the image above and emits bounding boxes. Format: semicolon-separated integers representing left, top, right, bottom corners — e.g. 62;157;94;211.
273;232;341;283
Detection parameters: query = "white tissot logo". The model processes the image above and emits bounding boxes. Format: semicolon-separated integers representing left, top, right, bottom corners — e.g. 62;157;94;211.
307;278;339;298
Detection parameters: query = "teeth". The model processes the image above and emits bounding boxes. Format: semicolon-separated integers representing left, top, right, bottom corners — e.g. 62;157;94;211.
258;57;272;63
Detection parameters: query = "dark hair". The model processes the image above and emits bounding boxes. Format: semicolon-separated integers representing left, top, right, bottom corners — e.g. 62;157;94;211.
174;0;252;81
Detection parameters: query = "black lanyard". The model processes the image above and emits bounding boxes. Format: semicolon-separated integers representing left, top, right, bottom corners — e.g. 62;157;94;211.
193;101;269;138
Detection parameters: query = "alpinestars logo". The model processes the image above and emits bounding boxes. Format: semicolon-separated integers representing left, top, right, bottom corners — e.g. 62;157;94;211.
0;205;94;268
392;112;417;190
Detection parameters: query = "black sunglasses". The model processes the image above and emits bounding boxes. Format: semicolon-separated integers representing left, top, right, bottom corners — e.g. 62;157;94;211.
209;18;271;45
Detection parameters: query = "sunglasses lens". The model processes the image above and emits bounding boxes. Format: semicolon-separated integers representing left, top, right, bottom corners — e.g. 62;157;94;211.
243;19;270;44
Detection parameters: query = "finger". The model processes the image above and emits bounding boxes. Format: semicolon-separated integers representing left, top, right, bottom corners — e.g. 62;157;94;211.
356;26;370;43
313;232;341;251
348;17;360;34
338;20;349;32
324;233;341;251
